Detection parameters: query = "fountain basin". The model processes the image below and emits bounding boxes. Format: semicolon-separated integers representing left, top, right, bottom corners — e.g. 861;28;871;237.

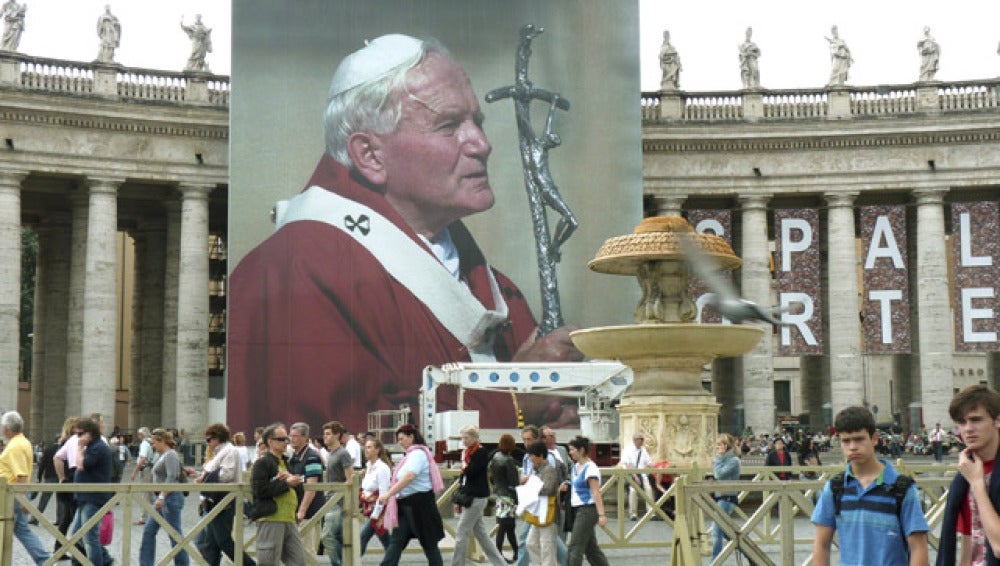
570;323;763;360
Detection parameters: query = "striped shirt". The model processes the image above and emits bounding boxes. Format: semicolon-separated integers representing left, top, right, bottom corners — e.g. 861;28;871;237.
811;459;928;566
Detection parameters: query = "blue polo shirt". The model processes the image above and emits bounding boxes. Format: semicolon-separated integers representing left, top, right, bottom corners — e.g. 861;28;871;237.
811;459;928;566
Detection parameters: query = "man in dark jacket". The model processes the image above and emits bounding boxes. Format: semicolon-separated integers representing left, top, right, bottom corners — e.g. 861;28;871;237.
68;416;114;566
937;385;1000;566
251;423;305;564
764;438;792;480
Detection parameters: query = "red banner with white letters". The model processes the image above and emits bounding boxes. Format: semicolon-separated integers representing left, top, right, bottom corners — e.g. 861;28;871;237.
860;205;910;353
685;209;732;324
951;201;1000;352
773;208;823;355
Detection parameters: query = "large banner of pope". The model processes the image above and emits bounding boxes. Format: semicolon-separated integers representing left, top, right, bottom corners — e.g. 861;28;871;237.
227;1;643;434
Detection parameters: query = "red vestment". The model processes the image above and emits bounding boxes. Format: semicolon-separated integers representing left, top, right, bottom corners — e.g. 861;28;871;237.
227;155;538;434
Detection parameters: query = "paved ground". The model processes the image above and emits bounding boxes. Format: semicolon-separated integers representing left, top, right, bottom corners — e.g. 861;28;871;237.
12;449;952;565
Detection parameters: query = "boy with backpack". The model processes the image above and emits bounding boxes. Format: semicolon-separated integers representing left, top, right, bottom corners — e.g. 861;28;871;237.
811;406;928;566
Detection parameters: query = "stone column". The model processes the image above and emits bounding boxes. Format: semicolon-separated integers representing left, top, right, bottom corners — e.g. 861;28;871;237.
913;188;954;429
41;213;71;434
65;192;89;417
739;193;775;435
130;220;166;429
161;201;180;426
29;224;46;436
80;177;121;433
0;171;24;412
824;192;864;415
655;195;686;217
174;184;213;436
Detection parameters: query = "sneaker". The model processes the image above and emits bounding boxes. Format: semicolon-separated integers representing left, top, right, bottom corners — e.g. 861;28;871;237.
629;515;638;521
28;518;39;525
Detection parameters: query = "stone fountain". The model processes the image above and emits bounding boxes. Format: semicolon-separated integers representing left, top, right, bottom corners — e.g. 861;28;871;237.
570;216;763;466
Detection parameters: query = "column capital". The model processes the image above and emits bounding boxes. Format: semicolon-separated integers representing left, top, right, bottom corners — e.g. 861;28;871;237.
0;169;29;188
737;193;771;211
176;183;215;200
912;187;948;206
823;191;859;208
653;194;686;216
85;176;125;194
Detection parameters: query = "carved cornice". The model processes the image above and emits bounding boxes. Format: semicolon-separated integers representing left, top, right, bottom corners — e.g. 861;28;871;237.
643;128;1000;154
0;107;227;140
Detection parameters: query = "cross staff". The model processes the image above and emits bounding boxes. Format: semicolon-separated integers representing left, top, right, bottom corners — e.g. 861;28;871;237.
486;24;577;336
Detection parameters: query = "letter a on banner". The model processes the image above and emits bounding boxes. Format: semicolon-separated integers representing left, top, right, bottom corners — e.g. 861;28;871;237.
860;205;910;353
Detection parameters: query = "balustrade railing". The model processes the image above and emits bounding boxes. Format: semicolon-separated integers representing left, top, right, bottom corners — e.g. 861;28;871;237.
643;78;1000;123
1;54;229;107
1;462;956;565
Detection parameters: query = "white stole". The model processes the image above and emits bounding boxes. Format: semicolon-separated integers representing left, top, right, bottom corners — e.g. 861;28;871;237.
275;186;509;361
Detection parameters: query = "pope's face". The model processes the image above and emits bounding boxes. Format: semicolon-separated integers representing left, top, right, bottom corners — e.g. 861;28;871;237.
378;53;493;237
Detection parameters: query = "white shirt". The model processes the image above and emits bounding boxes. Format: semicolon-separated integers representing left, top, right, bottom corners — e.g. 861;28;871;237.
54;435;80;468
345;437;362;468
620;444;652;469
361;459;391;497
203;441;241;483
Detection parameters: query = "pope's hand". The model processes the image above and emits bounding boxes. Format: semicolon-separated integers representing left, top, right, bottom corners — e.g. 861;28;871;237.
513;326;584;363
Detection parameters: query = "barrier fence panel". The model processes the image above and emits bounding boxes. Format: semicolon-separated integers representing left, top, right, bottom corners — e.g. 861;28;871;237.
1;461;956;565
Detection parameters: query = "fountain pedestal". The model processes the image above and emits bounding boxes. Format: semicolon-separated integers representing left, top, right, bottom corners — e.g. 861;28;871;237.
571;217;763;467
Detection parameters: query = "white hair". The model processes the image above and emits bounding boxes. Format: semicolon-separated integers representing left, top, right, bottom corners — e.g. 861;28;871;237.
323;39;450;167
459;424;480;441
1;411;23;433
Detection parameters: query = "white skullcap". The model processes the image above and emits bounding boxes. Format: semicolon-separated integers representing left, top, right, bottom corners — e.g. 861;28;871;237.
329;34;424;97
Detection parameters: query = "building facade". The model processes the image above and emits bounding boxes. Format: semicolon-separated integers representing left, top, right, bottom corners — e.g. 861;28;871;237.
642;82;1000;435
0;51;228;439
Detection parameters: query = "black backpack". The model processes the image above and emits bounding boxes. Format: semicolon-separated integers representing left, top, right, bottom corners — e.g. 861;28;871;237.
830;472;916;519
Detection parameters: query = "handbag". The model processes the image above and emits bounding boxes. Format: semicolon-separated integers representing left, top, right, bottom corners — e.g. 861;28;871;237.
451;490;475;508
99;512;114;545
522;495;557;527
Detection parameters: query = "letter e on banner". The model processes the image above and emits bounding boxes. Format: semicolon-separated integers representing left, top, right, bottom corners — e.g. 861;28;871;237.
951;202;999;352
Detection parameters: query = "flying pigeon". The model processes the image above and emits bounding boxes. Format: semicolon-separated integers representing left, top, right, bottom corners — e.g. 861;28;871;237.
680;232;791;326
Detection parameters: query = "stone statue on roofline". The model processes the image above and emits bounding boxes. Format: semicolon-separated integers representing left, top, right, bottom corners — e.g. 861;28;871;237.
660;29;681;91
95;5;120;63
739;26;761;89
917;26;940;82
825;25;852;87
181;14;212;73
1;0;26;52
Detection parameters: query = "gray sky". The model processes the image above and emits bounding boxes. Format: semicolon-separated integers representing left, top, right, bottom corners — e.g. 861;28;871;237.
639;0;1000;91
14;1;1000;90
15;0;231;74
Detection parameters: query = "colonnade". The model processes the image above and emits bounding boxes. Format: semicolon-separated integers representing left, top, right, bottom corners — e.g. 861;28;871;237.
0;169;217;438
650;188;957;434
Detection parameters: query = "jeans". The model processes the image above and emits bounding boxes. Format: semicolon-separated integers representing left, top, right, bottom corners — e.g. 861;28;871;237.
516;520;567;566
712;499;737;558
359;519;390;556
451;497;507;566
140;492;190;566
70;501;112;566
566;505;608;566
14;503;51;565
322;504;344;566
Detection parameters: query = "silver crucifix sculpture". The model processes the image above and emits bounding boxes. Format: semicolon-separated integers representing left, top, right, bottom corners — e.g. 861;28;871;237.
486;24;578;336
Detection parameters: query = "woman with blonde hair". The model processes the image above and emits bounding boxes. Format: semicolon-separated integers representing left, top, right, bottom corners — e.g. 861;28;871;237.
359;437;392;555
712;433;741;560
140;428;189;566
